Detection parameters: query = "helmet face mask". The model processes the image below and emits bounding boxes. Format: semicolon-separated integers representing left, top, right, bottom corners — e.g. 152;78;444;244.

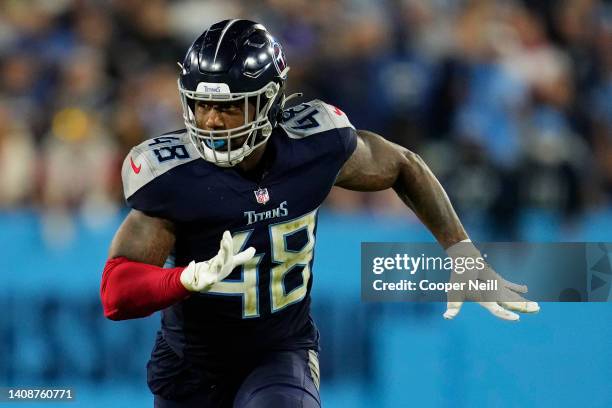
179;80;280;167
177;19;288;167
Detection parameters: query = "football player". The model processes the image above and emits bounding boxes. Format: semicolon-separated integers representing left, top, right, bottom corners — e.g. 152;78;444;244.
100;19;539;408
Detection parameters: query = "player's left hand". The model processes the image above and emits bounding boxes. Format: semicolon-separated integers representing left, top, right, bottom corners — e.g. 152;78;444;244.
443;242;540;321
180;230;255;292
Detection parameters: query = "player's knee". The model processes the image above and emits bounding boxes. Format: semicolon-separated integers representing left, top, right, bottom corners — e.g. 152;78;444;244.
238;385;320;408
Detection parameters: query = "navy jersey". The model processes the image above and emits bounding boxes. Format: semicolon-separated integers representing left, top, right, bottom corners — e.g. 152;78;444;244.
122;100;357;373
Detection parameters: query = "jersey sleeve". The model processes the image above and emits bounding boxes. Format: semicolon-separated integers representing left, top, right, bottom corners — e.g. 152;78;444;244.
317;101;358;166
280;99;358;170
121;133;198;217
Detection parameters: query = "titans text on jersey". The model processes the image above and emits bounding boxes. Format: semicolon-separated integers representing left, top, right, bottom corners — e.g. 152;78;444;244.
244;201;288;225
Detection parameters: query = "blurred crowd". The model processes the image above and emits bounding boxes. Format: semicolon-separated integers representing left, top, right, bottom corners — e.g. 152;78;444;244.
0;0;610;238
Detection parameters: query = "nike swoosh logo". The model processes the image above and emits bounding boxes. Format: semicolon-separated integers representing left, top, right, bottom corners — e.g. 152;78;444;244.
130;157;142;174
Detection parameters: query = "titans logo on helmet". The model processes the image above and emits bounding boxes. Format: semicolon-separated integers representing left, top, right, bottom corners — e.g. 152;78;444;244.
272;42;287;77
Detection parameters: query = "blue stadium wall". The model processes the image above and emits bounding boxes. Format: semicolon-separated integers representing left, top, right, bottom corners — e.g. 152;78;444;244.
1;210;611;408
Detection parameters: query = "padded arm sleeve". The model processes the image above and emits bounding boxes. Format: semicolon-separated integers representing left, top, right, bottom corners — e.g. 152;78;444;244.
100;257;190;321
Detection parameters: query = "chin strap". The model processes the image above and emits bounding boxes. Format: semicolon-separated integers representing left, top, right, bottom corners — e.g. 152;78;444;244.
281;92;303;108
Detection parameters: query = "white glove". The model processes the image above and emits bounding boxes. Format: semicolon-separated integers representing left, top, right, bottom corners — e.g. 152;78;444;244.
180;230;255;292
443;240;540;321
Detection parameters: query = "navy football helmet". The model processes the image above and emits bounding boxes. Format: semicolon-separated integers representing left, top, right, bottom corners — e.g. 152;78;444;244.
178;19;291;167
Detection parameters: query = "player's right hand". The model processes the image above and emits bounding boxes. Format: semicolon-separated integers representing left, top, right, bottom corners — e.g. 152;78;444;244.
180;230;255;292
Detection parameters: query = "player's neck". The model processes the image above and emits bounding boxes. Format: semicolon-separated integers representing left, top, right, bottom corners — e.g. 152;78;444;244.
236;142;271;179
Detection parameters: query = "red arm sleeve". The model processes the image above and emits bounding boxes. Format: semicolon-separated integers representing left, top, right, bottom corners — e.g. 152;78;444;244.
100;256;190;321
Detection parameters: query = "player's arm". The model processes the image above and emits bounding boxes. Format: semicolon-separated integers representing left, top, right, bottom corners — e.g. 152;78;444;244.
108;209;176;265
101;210;255;321
335;130;539;320
335;129;467;249
101;210;187;321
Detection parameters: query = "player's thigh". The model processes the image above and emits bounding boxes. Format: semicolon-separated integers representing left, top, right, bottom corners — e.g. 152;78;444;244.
148;332;243;408
154;391;214;408
233;349;321;408
152;378;239;408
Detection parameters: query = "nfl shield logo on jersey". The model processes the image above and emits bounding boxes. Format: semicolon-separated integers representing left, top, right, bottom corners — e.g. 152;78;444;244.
254;187;270;205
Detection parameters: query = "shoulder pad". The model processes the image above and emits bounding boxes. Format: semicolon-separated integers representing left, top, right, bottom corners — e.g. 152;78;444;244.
280;99;354;139
122;131;199;200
